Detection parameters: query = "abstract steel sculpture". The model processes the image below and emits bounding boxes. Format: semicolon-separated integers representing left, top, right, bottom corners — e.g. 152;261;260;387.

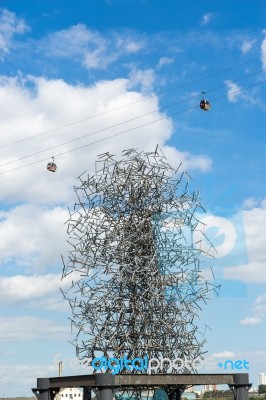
61;148;218;374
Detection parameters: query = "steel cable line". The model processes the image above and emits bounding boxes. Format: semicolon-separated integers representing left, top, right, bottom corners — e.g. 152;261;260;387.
1;78;266;176
0;67;264;169
0;54;265;150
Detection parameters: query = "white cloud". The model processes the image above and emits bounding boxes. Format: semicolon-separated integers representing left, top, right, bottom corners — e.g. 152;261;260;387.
224;204;266;284
240;39;256;55
0;74;169;203
243;197;261;209
239;292;266;326
223;203;266;323
0;361;88;396
163;146;212;172
0;73;212;281
0;316;68;340
44;25;145;70
255;294;266;304
211;351;235;358
219;200;266;326
0;205;68;269
124;40;143;53
0;73;210;206
128;68;156;92
200;13;214;26
226;81;242;103
240;317;262;326
0;273;78;310
225;262;266;283
47;24;105;58
0;363;56;395
261;33;266;69
157;57;174;69
45;24;118;70
83;48;118;69
0;274;62;301
225;80;264;108
0;9;28;56
115;35;146;53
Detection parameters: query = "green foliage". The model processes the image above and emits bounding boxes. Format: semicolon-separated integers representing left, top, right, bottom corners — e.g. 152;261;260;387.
259;385;266;394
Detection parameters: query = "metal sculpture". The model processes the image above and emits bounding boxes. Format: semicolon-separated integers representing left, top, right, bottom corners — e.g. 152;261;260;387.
61;147;217;374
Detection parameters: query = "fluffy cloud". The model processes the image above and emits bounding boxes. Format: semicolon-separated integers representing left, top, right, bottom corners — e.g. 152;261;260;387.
128;68;156;92
0;73;213;326
157;57;174;69
224;202;266;283
261;32;266;70
211;351;235;358
225;80;263;108
200;13;214;26
0;274;62;301
0;8;28;56
0;205;68;269
239;292;266;326
163;146;212;172
115;35;146;53
0;74;211;205
44;24;146;70
0;273;78;310
240;317;262;326
46;24;106;58
240;39;256;55
0;316;68;340
0;363;57;396
225;81;243;103
219;200;266;323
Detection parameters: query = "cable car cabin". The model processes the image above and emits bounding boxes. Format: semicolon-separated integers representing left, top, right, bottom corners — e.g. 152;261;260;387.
200;99;211;111
47;162;57;172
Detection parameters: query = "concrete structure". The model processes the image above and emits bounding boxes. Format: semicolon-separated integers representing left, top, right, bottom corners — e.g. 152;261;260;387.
32;372;251;400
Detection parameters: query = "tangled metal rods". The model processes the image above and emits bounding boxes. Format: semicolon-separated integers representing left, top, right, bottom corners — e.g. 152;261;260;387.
61;148;217;373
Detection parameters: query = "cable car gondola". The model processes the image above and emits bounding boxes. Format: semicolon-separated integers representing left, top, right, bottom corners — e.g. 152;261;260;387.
47;157;57;172
200;92;211;111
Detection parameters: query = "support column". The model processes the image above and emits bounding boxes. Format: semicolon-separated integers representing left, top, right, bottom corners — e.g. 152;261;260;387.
32;378;51;400
95;373;115;400
169;387;183;400
229;373;252;400
98;388;113;400
83;387;92;400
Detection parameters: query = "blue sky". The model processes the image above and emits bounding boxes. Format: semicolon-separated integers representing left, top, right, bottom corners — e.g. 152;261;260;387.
0;0;266;396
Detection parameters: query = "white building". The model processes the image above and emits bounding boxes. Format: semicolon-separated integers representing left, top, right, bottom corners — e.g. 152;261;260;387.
56;387;83;400
259;373;266;385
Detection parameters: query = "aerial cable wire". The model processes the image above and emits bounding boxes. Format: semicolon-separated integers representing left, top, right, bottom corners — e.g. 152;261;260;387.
0;54;265;150
0;67;265;169
1;78;266;176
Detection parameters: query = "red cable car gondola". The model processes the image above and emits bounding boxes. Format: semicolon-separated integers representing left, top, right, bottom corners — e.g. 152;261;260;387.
47;156;57;172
